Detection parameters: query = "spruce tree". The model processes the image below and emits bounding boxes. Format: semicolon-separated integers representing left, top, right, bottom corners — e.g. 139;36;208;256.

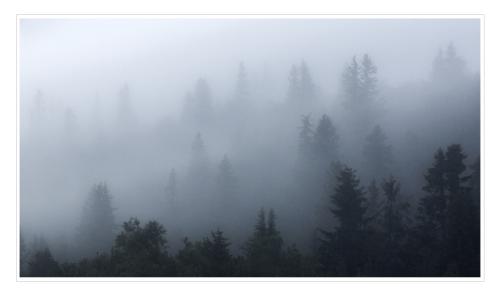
297;114;314;163
360;54;378;103
201;229;232;276
299;60;317;103
245;208;284;276
312;114;338;166
342;56;361;108
320;166;367;276
78;183;115;257
28;248;62;277
112;218;174;276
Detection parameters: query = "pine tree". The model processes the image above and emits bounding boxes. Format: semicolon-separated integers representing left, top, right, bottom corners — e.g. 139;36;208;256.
244;208;284;276
319;166;367;276
28;248;62;277
342;56;361;108
360;54;378;103
200;229;232;276
432;42;466;82
331;167;367;233
416;144;479;276
266;209;283;260
342;54;380;131
312;114;339;166
78;183;115;257
112;218;174;276
297;114;314;163
299;60;317;103
287;60;316;111
378;176;410;275
365;179;382;228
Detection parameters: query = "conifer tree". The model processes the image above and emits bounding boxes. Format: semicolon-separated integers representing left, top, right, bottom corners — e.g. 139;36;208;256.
28;248;62;277
432;43;466;82
312;114;338;166
200;229;232;276
319;166;367;276
299;60;317;102
342;56;361;108
78;183;115;258
245;208;284;276
297;114;314;163
112;218;174;276
360;54;378;103
287;64;301;104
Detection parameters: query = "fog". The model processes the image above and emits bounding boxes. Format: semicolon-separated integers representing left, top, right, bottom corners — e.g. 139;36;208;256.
19;18;480;264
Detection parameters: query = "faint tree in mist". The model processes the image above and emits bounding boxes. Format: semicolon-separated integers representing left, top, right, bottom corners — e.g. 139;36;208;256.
78;183;115;257
363;125;393;181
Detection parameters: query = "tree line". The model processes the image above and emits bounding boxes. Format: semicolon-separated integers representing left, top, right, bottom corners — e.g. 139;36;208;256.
20;143;479;277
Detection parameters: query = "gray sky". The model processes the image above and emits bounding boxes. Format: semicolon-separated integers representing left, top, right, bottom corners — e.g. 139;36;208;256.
19;18;480;120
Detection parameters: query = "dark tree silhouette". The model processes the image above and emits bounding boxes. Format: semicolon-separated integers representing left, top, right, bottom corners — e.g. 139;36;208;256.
319;166;367;276
111;218;175;276
244;208;284;276
416;144;479;276
379;176;410;275
27;248;62;277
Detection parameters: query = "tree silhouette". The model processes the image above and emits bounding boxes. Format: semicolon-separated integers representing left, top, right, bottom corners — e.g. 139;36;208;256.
78;183;115;257
312;114;338;166
319;166;367;276
244;208;284;276
111;218;174;276
27;248;62;277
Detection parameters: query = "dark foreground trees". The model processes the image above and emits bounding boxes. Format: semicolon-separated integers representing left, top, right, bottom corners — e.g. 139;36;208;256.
21;144;479;277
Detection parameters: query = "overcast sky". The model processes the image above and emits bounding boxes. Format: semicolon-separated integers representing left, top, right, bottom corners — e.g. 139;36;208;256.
19;18;480;120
